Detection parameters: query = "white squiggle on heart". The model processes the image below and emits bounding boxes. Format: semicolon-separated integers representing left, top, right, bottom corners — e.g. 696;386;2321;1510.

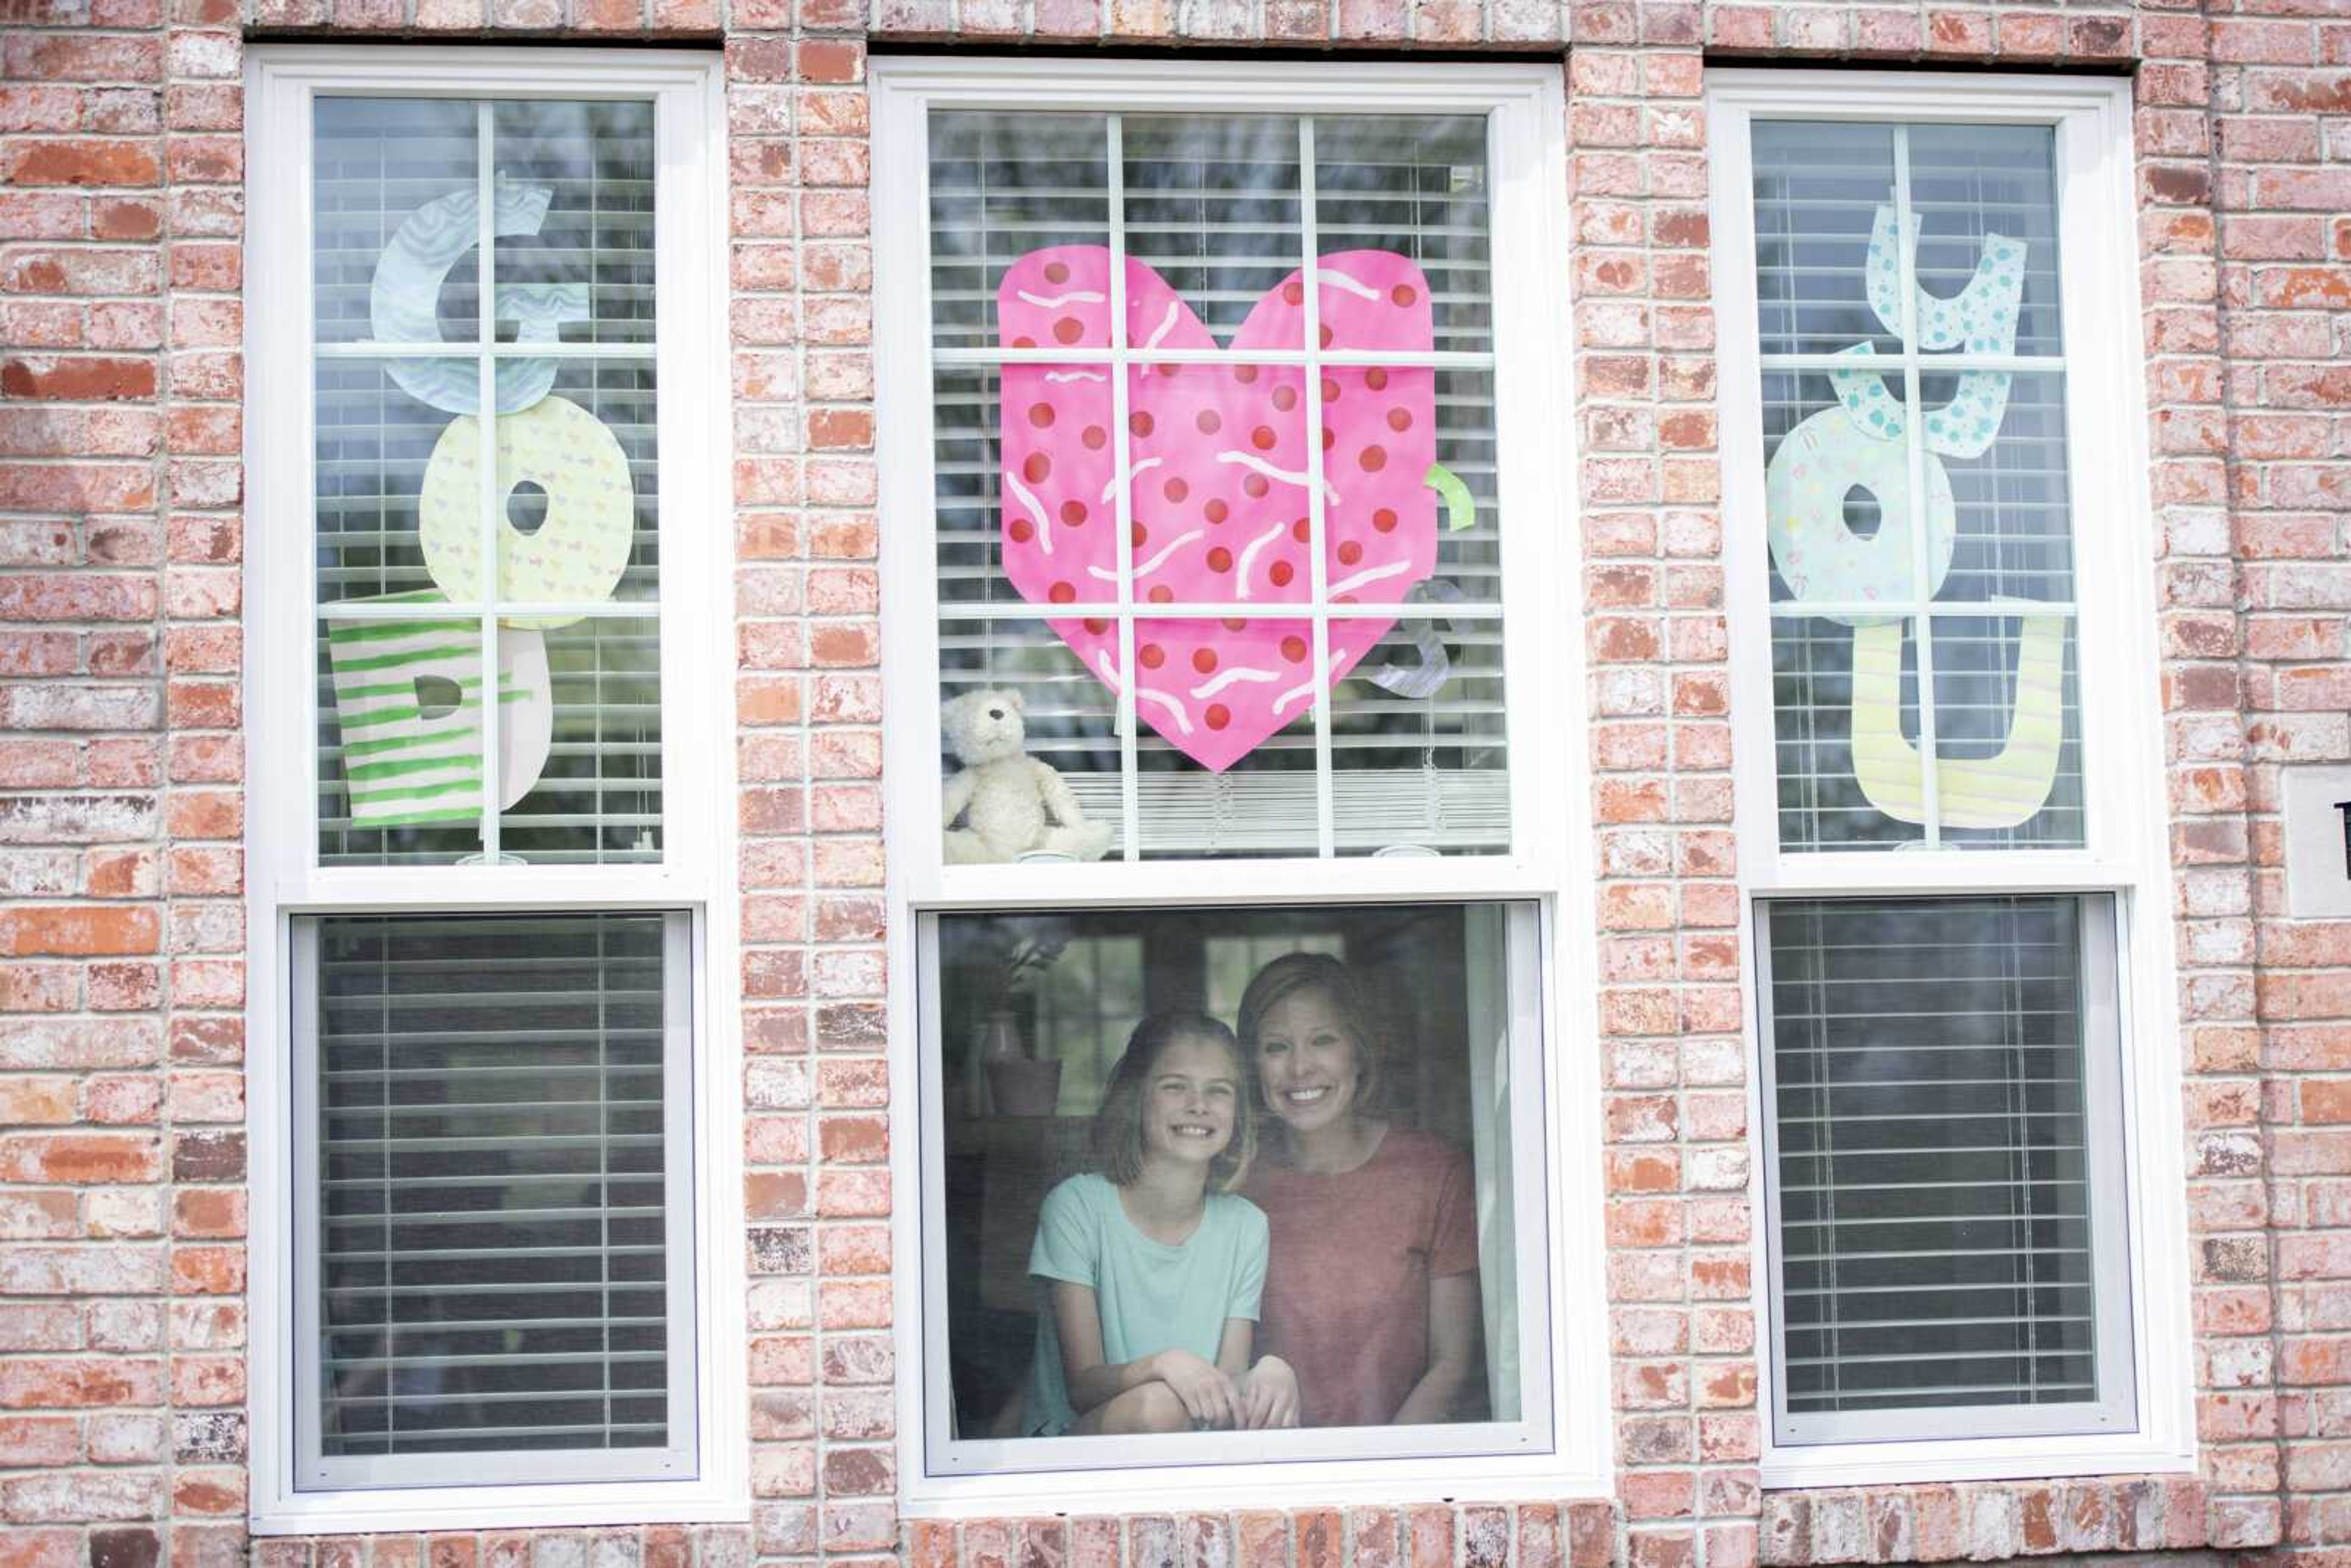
1191;667;1278;700
1234;522;1288;601
1095;649;1196;735
1218;450;1339;505
1017;289;1106;310
1273;680;1318;716
1106;456;1163;503
1328;558;1414;597
1005;471;1054;557
1139;300;1182;356
1085;528;1202;583
1316;267;1380;301
1046;370;1108;384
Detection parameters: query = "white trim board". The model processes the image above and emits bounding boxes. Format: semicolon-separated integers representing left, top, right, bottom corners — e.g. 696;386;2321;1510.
871;56;1610;1516
1706;69;2193;1490
242;45;746;1534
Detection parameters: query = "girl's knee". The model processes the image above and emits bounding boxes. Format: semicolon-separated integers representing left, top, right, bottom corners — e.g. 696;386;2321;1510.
1122;1380;1191;1434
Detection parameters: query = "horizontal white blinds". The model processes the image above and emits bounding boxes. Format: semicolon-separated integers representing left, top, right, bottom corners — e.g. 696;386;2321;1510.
310;97;663;868
1749;120;2082;855
307;911;680;1461
924;111;1510;860
1761;896;2126;1423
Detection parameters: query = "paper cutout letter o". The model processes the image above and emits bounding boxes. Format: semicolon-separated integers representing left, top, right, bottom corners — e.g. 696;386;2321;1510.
1764;406;1955;626
418;394;636;628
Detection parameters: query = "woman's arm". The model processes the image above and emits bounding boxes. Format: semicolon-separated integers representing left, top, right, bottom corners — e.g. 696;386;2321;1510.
1388;1271;1482;1425
1052;1281;1240;1429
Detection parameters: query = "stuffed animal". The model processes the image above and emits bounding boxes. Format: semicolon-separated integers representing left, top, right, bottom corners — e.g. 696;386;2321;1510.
940;689;1116;864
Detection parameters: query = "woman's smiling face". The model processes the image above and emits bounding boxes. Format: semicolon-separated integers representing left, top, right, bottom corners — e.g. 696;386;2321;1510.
1140;1035;1240;1168
1253;988;1364;1135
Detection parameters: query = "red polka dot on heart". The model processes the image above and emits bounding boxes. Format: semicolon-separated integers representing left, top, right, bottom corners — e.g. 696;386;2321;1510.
1269;561;1294;587
1359;445;1387;472
1207;547;1234;572
1148;585;1172;602
1049;582;1074;603
1023;451;1052;482
1060;500;1087;525
1029;402;1055;428
1337;540;1363;565
1204;499;1228;524
1163;478;1188;503
1139;644;1164;669
1280;635;1308;663
1373;508;1398;533
1010;520;1033;543
1272;386;1297;412
1130;411;1154;437
1390;284;1417;306
1244;475;1269;498
1044;261;1070;284
1387;408;1411;432
1082;426;1106;450
1365;368;1389;390
1054;317;1084;344
1251;426;1277;451
1192;647;1218;674
1205;703;1231;731
1196;410;1220;434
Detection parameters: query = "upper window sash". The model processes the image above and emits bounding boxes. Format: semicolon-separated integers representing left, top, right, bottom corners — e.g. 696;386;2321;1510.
874;60;1573;909
1709;72;2158;895
245;48;727;910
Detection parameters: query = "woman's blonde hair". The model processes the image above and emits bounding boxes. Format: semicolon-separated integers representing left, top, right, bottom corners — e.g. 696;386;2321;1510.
1094;1010;1255;1191
1235;951;1385;1113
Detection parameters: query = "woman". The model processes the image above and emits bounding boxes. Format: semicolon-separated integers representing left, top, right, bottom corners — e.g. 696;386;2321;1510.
1235;953;1482;1428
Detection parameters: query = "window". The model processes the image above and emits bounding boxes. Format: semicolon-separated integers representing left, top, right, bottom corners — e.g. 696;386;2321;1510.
245;48;740;1531
873;59;1601;1509
1710;73;2192;1482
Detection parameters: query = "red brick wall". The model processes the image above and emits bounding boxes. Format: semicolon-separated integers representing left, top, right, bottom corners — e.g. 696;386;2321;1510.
1;2;2346;1567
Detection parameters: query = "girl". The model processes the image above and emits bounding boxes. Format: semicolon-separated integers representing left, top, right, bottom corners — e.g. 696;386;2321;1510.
1024;1011;1300;1435
1239;953;1482;1428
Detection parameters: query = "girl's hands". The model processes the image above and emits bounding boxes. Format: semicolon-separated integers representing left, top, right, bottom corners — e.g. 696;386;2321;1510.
1239;1355;1300;1430
1149;1348;1241;1430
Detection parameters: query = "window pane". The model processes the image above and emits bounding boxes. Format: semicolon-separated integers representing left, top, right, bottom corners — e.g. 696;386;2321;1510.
307;911;683;1467
926;107;1510;865
311;96;662;866
931;902;1547;1468
313;99;479;347
1749;121;2077;853
1764;896;2128;1428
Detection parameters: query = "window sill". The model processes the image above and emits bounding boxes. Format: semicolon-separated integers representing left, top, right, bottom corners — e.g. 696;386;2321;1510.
1760;1430;2196;1493
900;1452;1614;1520
250;1480;750;1538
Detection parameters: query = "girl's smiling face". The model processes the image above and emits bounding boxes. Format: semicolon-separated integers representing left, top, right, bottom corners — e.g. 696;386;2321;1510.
1140;1035;1241;1168
1253;988;1365;1135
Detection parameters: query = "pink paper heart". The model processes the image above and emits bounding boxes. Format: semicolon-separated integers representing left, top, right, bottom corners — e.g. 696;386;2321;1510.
996;246;1439;773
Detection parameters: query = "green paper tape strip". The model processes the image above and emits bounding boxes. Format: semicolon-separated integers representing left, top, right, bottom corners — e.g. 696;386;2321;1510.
1425;462;1474;533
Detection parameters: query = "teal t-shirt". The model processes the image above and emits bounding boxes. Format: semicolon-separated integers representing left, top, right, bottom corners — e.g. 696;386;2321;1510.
1022;1172;1269;1436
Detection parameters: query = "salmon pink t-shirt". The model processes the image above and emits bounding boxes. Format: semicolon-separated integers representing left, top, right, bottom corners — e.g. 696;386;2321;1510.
1242;1127;1478;1428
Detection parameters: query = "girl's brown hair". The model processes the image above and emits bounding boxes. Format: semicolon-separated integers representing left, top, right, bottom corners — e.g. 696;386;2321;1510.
1235;951;1385;1114
1094;1011;1254;1191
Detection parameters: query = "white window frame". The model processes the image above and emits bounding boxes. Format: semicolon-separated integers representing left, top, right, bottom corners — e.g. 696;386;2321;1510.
243;45;746;1533
871;56;1608;1516
1709;70;2193;1488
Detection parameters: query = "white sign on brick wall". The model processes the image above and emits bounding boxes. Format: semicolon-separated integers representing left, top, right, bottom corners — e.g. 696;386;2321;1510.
2283;765;2351;918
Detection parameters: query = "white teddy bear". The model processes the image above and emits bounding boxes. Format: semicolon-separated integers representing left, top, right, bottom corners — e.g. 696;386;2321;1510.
940;689;1115;864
